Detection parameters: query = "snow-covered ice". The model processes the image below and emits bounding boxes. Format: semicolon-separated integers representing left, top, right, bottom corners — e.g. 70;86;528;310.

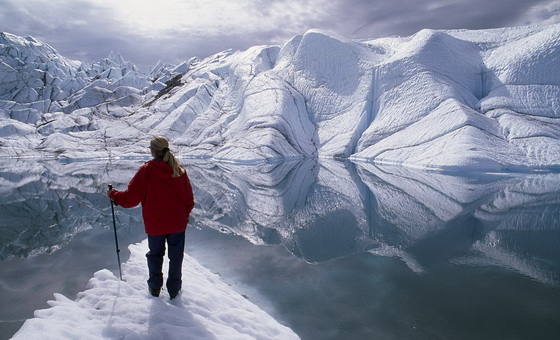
11;240;299;340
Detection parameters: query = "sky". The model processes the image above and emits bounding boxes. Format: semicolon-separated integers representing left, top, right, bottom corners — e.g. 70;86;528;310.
1;0;560;70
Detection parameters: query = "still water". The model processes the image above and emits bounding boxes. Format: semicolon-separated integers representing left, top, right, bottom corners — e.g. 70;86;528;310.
1;159;559;339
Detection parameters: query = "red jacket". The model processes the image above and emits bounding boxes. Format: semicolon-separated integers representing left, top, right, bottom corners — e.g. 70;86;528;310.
109;160;195;236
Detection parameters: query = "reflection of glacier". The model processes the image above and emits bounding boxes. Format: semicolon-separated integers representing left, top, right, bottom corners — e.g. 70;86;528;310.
359;164;560;285
1;159;559;285
460;175;560;285
0;160;144;259
190;160;560;285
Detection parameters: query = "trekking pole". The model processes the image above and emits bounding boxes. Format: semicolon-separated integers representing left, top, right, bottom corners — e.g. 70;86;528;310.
108;184;123;281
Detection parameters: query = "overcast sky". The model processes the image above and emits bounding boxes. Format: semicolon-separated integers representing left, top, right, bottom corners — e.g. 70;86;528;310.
1;0;559;69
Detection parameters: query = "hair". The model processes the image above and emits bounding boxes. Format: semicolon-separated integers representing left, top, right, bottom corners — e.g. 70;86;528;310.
150;136;185;178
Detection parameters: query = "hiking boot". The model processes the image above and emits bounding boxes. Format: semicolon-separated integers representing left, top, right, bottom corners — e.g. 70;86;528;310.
149;287;161;297
169;292;179;300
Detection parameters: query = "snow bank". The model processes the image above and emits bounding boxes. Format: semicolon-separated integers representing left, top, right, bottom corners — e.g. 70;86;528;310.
12;240;299;340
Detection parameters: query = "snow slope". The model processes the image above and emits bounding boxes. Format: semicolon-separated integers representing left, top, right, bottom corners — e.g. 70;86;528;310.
11;240;299;340
1;24;560;170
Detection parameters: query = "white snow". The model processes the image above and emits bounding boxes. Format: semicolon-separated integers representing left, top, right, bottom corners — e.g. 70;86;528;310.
12;240;299;340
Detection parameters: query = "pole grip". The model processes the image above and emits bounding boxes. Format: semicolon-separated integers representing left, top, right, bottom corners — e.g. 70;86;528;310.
108;184;113;190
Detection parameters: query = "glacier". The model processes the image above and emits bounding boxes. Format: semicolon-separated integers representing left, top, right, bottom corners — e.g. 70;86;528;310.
1;24;560;171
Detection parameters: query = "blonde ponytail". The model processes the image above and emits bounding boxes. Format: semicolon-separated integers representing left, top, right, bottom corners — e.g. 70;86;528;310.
150;136;185;178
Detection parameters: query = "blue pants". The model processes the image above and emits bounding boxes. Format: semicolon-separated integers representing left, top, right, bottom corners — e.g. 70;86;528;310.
146;231;185;295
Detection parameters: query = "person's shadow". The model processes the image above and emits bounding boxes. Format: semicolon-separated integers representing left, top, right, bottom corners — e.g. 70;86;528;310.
101;273;217;340
146;294;217;340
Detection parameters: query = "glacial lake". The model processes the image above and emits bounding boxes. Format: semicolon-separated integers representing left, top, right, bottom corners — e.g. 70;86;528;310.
1;159;560;340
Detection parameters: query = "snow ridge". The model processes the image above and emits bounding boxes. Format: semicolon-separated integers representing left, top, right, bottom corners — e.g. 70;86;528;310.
12;240;299;340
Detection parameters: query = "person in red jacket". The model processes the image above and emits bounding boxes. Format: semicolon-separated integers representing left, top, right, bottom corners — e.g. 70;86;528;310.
108;136;195;299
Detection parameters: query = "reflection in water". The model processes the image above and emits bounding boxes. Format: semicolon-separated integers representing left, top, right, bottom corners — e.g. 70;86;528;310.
1;159;560;339
3;159;559;282
0;159;145;260
188;159;560;285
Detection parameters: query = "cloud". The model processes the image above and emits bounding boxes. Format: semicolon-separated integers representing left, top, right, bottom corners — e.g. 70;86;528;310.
1;0;559;69
325;0;555;38
0;0;126;60
517;0;560;25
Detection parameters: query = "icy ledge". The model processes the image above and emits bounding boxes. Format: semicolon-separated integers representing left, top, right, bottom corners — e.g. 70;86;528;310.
12;240;299;340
